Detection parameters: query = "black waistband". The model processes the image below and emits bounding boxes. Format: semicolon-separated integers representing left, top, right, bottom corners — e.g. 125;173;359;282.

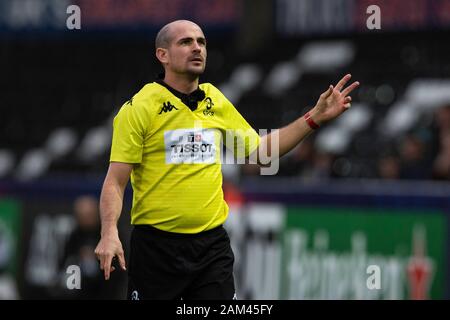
133;224;224;239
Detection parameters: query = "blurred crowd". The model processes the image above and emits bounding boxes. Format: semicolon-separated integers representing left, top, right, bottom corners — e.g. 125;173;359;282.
242;104;450;181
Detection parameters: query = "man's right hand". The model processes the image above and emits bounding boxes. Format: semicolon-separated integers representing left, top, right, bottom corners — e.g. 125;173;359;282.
94;231;126;280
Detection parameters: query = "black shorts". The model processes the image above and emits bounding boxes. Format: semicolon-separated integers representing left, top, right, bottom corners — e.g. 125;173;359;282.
127;224;236;300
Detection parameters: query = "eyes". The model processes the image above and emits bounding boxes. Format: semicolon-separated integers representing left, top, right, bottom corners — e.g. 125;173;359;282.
178;38;206;47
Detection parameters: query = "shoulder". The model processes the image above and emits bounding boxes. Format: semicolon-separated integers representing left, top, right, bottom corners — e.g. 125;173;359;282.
199;83;232;106
200;83;225;98
118;82;164;114
130;82;165;106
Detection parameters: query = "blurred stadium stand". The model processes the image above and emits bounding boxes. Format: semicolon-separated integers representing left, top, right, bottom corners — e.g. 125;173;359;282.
1;0;450;299
1;21;450;180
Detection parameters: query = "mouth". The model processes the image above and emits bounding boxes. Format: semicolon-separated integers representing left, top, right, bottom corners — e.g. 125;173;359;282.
190;57;203;63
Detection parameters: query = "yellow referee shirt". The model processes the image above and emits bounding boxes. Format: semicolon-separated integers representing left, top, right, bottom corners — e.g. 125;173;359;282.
110;82;260;233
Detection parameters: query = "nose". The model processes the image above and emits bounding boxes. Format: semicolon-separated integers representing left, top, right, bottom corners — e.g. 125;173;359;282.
192;41;201;52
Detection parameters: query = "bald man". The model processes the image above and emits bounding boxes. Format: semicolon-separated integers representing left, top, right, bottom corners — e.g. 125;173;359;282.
95;20;359;300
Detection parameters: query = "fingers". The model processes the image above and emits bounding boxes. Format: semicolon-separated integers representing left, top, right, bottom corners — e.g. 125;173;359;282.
118;251;127;271
344;103;351;109
103;254;113;280
344;96;352;103
335;74;351;91
97;254;121;278
341;81;360;97
95;240;126;280
321;85;333;99
96;250;104;270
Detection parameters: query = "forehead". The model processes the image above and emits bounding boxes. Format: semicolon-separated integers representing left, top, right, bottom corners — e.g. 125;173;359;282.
170;23;205;41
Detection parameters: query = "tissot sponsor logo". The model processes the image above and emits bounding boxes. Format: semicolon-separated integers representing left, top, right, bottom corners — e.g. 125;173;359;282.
171;133;212;153
164;129;217;164
170;142;213;153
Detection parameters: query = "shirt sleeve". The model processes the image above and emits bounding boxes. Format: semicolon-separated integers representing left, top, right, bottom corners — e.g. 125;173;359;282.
110;99;150;164
221;95;260;158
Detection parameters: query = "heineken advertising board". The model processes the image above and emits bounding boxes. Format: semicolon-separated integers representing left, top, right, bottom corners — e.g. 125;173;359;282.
231;204;446;300
283;207;445;299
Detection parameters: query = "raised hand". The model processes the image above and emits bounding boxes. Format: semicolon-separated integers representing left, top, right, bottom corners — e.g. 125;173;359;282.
310;74;360;125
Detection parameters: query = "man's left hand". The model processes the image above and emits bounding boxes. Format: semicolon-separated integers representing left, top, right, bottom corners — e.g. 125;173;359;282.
310;74;360;125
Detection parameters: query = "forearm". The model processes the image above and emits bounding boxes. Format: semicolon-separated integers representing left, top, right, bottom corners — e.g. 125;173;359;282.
272;115;313;157
99;179;125;237
257;113;314;161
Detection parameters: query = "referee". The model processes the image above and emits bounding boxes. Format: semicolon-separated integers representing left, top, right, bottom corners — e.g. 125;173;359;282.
94;20;359;300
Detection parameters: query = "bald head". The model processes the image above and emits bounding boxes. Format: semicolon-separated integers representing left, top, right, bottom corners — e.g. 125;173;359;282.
155;20;203;49
155;20;207;78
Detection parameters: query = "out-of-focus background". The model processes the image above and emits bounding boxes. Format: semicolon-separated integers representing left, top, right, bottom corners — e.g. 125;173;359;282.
1;0;450;300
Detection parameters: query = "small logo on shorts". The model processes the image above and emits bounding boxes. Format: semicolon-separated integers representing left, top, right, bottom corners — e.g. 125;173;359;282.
131;290;140;300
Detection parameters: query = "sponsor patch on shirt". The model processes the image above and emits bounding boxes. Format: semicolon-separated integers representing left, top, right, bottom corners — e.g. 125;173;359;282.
164;128;219;164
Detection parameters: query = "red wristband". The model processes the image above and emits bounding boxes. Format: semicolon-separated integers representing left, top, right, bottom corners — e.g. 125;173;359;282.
304;112;320;130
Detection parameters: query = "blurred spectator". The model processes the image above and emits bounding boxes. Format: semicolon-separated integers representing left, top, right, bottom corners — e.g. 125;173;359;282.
434;105;450;135
223;180;244;206
309;152;333;181
433;131;450;180
431;105;450;180
60;195;125;299
278;139;315;177
378;155;401;180
241;138;334;181
399;134;431;180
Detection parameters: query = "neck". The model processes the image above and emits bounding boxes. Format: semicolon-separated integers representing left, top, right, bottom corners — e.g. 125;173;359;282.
163;72;199;94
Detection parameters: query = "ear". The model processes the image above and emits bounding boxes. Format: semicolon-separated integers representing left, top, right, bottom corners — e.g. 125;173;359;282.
156;48;168;65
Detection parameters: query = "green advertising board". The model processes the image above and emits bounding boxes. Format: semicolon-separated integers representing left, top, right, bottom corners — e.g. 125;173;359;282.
282;207;446;300
0;198;21;277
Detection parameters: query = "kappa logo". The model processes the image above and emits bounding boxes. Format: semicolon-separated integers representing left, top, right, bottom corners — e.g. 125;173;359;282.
203;97;214;116
159;101;178;114
125;97;133;106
